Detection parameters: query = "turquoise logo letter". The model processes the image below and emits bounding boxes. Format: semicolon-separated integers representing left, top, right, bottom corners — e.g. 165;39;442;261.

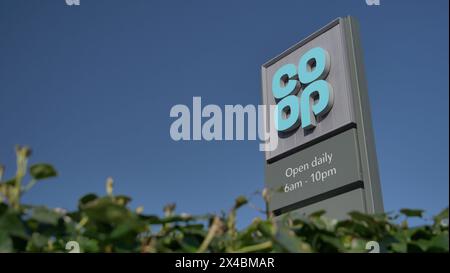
272;47;333;132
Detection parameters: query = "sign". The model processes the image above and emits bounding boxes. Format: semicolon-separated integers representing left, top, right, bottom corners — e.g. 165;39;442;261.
261;16;384;219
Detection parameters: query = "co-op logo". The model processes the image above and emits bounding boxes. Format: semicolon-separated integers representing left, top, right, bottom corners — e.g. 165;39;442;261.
272;47;333;133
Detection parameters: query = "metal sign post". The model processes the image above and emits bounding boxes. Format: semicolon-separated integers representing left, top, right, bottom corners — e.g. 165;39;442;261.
261;16;383;219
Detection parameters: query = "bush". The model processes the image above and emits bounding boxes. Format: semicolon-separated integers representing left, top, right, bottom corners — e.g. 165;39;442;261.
0;146;448;253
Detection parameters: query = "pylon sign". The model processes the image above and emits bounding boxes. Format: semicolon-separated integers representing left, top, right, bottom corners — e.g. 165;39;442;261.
261;16;384;219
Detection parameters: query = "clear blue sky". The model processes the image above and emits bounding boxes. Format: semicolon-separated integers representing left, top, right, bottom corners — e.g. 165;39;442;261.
0;0;448;226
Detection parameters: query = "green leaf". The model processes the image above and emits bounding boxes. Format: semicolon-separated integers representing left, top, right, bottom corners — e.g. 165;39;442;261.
406;242;424;253
336;220;374;238
29;164;57;180
179;236;201;253
257;220;273;238
348;211;378;226
80;197;130;224
0;203;7;216
308;210;326;218
78;193;99;207
347;211;381;236
433;207;449;227
138;214;163;224
273;227;306;253
427;234;449;252
319;234;344;252
110;220;147;239
400;209;424;218
233;196;248;209
76;236;100;253
29;232;49;249
30;206;61;225
115;195;132;206
0;232;13;253
391;242;407;253
0;178;16;186
0;209;28;239
409;227;432;241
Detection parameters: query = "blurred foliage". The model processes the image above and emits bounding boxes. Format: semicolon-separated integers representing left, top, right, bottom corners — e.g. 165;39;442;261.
0;146;448;253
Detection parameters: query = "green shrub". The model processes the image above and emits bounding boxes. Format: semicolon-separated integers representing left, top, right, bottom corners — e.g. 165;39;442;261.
0;146;448;253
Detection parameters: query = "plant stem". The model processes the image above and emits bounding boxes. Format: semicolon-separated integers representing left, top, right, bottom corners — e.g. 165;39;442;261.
197;216;220;253
233;241;273;253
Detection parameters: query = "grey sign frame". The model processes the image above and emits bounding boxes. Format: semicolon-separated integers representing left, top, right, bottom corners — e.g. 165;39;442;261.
261;16;384;217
